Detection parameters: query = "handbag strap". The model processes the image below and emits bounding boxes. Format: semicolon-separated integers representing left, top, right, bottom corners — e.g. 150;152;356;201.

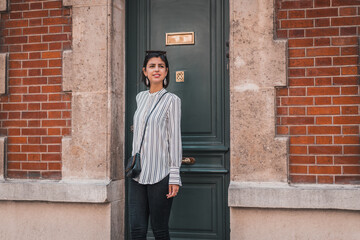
138;91;168;154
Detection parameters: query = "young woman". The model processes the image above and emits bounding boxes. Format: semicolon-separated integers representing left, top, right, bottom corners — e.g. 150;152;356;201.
129;50;182;240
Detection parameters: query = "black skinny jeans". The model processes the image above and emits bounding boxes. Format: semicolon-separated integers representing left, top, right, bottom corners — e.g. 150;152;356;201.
129;175;173;240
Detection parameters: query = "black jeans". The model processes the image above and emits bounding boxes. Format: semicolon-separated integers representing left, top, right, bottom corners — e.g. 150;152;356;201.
129;175;173;240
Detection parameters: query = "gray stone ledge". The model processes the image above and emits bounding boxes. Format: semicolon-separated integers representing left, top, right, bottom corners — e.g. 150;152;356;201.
0;179;124;203
228;181;360;211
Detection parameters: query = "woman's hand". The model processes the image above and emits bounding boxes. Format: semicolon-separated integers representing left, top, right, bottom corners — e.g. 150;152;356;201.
167;184;179;198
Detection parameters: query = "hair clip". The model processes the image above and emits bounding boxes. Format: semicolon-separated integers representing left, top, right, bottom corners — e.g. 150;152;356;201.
145;50;167;55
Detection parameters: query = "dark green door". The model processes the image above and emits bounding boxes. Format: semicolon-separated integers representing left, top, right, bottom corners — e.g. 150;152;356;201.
125;0;229;239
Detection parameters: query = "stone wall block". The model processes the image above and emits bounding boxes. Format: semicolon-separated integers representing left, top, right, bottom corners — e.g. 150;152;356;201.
0;137;6;180
62;50;73;92
0;0;7;12
0;53;7;95
62;92;109;180
69;4;109;92
230;0;288;182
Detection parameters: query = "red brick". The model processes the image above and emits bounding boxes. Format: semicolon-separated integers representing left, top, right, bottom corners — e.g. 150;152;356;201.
318;176;333;184
306;8;338;18
307;47;339;57
22;145;46;152
23;77;47;85
289;49;305;57
340;27;357;36
281;19;313;28
23;94;47;102
306;28;339;37
308;106;340;115
289;88;306;96
281;97;313;106
344;146;360;154
343;167;360;174
290;175;316;183
317;156;333;164
288;38;313;47
48;145;61;152
282;117;314;125
340;7;357;16
289;58;314;67
23;43;48;52
23;10;48;18
28;154;41;161
307;67;340;77
289;69;305;77
341;66;357;75
22;162;47;170
332;37;358;46
334;56;358;65
289;78;314;86
289;107;306;115
332;0;360;6
334;116;360;124
42;120;66;127
23;27;48;35
5;19;28;28
42;68;61;76
277;126;288;135
315;19;330;27
290;165;307;174
4;36;27;44
290;146;307;154
315;0;330;7
316;136;333;144
342;106;358;115
341;86;358;95
42;102;66;110
290;156;315;164
43;17;69;25
309;166;341;174
315;77;332;86
343;125;359;134
316;115;331;124
308;87;340;96
290;126;307;135
42;136;61;144
333;77;358;85
42;153;61;161
333;96;360;105
43;1;62;9
8;153;26;161
281;0;313;9
332;17;360;26
315;57;331;66
334;136;360;144
290;136;314;144
336;176;360;184
22;128;47;135
42;171;61;179
48;111;62;118
335;156;360;164
308;126;341;134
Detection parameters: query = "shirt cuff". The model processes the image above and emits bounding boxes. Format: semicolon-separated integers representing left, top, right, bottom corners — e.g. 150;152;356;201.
169;167;182;186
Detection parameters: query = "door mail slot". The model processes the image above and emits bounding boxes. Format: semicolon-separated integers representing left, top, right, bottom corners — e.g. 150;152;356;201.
166;32;195;45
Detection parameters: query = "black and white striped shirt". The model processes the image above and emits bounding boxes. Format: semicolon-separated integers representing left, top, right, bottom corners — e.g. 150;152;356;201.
131;88;182;185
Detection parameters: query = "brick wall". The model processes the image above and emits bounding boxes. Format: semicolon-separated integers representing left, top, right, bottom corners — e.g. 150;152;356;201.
0;0;72;179
276;0;360;184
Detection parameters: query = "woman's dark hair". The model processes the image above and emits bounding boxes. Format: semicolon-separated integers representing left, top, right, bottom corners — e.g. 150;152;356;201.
141;50;170;88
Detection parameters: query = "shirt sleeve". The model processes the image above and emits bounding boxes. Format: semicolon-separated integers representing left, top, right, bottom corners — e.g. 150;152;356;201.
168;96;183;185
131;93;140;156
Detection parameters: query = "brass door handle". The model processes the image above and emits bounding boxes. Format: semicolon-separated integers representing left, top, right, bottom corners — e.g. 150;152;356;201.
182;157;195;165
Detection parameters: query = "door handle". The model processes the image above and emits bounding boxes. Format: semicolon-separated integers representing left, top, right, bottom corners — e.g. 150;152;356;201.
182;157;195;165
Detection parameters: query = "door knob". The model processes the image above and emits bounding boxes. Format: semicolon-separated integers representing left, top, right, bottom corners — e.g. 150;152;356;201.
182;157;195;165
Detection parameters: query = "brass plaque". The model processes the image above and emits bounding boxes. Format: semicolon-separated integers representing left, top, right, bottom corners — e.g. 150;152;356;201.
166;32;194;46
176;71;184;82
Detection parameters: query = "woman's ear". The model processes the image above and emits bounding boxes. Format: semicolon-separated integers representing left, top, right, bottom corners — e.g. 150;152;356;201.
142;67;147;77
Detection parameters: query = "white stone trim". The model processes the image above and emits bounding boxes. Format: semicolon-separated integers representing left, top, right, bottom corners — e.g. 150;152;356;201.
0;53;7;95
228;181;360;211
0;179;124;203
0;0;7;12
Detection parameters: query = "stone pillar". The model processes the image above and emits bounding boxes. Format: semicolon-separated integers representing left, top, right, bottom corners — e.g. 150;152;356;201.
229;0;288;183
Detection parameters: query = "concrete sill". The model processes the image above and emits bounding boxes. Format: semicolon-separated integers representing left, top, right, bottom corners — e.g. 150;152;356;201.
228;181;360;211
0;179;124;203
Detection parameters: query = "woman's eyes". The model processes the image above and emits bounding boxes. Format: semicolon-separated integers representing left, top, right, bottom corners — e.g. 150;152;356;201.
148;65;165;68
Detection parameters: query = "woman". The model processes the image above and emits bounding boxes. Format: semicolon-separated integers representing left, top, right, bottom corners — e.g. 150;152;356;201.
129;50;182;240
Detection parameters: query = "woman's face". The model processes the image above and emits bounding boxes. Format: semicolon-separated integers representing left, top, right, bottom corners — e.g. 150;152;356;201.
143;57;168;87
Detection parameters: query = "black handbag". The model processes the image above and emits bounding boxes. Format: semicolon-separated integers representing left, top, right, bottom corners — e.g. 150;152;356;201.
125;92;168;178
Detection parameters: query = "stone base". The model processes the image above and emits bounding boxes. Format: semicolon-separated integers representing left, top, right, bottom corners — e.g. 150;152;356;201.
0;201;124;240
230;208;360;240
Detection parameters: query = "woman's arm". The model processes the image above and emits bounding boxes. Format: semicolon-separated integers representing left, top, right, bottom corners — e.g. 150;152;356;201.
168;96;182;186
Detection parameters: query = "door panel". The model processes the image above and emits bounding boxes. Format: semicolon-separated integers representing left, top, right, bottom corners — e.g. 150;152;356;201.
126;0;229;239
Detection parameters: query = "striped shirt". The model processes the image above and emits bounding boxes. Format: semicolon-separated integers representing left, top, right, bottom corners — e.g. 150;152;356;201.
131;88;182;185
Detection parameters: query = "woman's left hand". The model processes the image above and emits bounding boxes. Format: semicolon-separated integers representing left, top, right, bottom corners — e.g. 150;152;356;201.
167;184;179;198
